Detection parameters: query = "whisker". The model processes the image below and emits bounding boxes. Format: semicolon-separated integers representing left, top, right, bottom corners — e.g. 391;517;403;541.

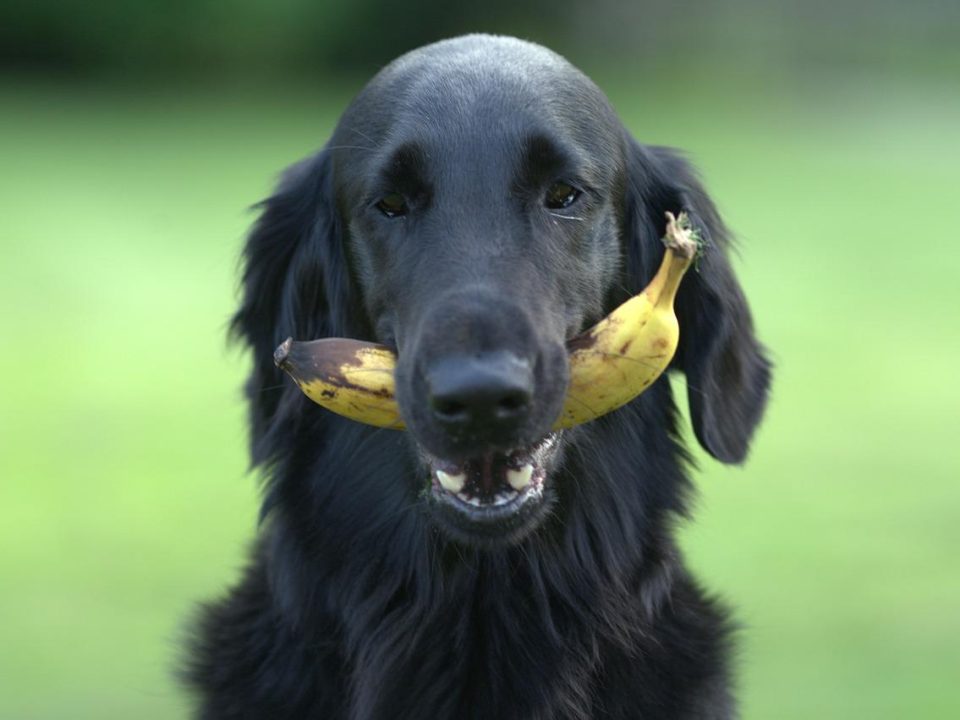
255;383;289;394
349;127;378;144
324;144;377;153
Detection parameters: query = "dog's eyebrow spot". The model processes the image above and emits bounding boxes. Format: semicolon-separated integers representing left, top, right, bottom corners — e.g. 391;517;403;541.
517;133;600;199
522;134;575;184
378;142;429;191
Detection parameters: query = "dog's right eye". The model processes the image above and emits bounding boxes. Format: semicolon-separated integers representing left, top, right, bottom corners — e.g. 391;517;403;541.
544;181;581;210
376;193;409;218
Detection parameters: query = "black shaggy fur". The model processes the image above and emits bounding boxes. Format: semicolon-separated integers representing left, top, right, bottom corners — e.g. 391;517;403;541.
185;35;771;719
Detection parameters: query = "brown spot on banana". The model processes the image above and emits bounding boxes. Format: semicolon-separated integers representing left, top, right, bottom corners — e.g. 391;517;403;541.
566;331;598;352
274;337;405;428
274;212;700;430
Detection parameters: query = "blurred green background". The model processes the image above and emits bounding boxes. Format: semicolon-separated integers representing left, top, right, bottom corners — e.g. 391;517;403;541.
1;1;958;718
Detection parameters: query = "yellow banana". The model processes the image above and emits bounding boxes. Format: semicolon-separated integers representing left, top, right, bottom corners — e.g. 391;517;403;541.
274;212;699;430
274;337;406;428
554;211;698;428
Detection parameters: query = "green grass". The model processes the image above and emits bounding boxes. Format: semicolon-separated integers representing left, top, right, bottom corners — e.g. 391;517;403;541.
1;74;958;719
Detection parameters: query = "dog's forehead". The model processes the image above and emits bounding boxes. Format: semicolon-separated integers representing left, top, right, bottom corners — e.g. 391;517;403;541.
376;35;586;109
345;38;616;139
333;36;623;192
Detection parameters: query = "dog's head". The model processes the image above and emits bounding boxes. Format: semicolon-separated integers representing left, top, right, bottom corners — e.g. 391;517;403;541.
233;35;771;548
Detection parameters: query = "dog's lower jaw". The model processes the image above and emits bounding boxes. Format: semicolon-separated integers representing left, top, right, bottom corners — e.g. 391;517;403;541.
421;432;562;547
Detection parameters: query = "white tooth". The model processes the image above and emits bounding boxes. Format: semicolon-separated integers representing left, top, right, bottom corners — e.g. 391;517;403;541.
437;470;465;493
468;496;482;507
507;464;534;491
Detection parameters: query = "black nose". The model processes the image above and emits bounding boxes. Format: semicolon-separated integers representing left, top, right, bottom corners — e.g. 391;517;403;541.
426;352;534;434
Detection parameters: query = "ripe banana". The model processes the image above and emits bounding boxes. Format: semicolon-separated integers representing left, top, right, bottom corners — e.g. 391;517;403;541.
554;212;698;427
274;212;700;430
273;337;405;428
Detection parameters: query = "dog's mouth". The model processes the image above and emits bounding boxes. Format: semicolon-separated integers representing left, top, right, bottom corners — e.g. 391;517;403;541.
421;433;561;544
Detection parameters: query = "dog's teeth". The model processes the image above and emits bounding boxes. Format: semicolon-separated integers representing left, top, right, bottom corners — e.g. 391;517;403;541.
507;464;533;491
455;491;481;507
493;492;515;506
437;470;465;493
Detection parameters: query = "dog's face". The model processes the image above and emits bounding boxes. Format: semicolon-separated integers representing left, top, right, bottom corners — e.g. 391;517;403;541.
332;41;630;543
235;36;771;549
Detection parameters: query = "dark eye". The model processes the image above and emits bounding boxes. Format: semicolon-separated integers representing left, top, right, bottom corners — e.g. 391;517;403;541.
376;192;408;218
544;181;581;210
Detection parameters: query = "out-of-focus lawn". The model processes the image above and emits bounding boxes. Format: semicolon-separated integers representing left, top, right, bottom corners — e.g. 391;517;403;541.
0;74;957;719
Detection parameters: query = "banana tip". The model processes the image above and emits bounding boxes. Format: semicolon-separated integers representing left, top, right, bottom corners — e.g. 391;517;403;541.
273;337;293;368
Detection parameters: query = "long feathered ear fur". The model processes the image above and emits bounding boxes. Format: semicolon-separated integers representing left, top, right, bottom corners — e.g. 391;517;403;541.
230;148;352;465
624;140;772;463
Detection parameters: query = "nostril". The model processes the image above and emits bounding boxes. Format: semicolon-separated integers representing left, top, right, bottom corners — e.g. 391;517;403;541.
496;390;530;418
432;397;469;422
425;352;535;429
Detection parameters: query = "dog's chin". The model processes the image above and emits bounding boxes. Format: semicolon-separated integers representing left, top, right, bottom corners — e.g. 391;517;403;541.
418;433;562;548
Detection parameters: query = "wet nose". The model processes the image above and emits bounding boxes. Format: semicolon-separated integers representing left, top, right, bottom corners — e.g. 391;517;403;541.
426;351;534;435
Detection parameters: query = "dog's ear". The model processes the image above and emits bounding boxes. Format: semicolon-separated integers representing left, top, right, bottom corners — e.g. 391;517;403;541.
231;148;352;462
624;141;772;463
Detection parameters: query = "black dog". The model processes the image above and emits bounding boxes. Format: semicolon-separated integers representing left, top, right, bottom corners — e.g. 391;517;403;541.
186;34;771;719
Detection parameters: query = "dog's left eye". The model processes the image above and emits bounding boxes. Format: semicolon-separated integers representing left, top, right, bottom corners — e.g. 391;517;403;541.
376;193;409;218
544;181;581;210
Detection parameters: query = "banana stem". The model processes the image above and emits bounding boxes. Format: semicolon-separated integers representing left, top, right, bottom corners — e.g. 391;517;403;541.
649;212;699;309
663;211;699;261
